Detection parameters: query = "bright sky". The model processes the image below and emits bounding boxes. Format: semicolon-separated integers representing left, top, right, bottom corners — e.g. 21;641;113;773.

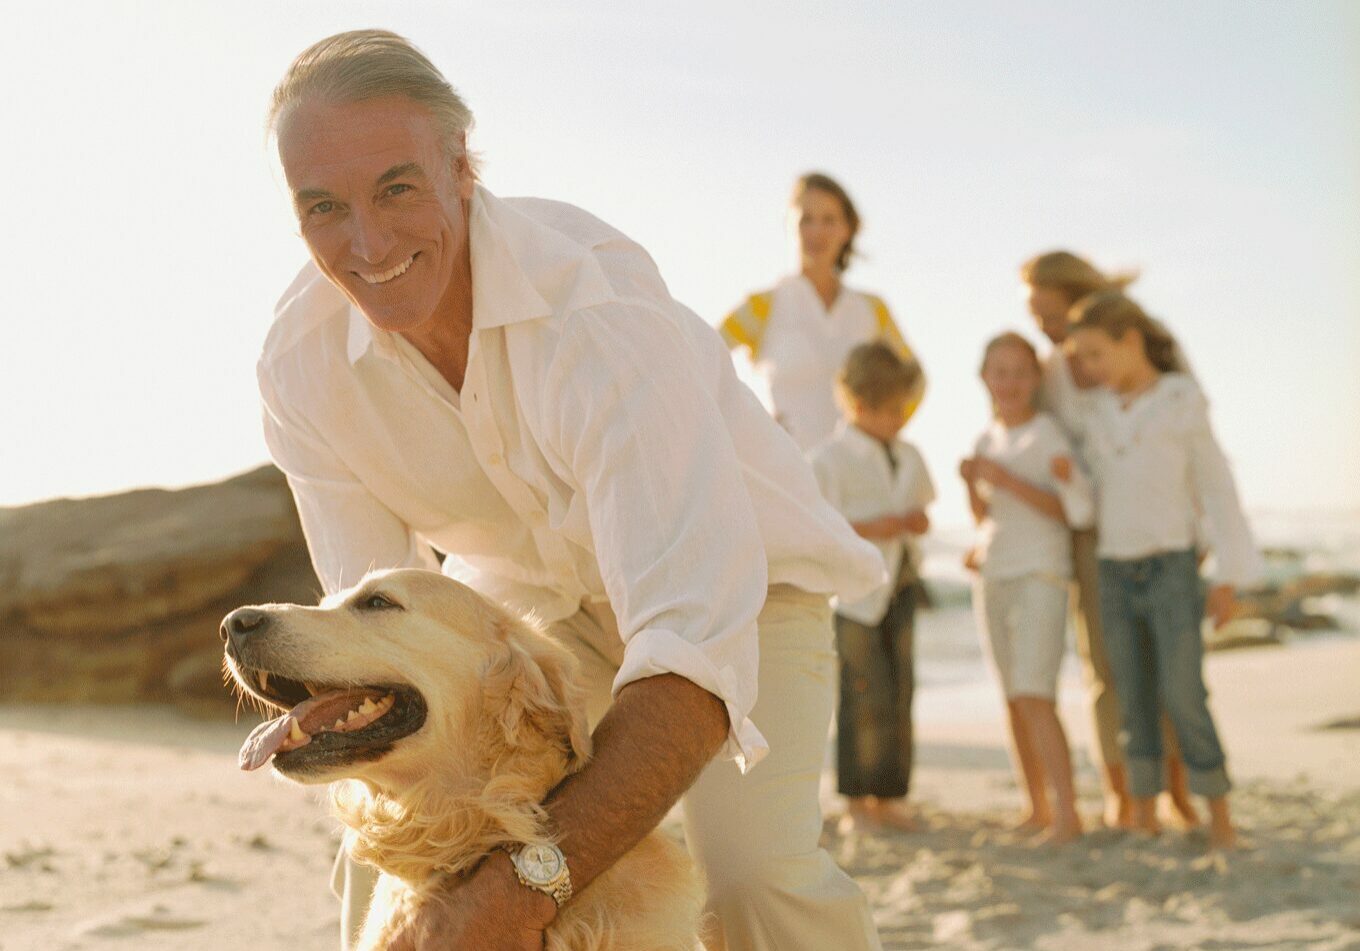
3;1;1357;530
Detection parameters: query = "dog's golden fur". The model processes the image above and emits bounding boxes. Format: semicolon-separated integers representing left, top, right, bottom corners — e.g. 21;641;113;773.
229;568;704;950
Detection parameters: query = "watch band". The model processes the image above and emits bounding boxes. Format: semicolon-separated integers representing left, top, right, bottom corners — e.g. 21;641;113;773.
502;844;573;907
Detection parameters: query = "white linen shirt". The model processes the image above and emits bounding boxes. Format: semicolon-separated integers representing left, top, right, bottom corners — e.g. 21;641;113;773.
971;413;1094;582
725;275;921;451
1076;374;1264;588
258;186;886;771
809;423;935;625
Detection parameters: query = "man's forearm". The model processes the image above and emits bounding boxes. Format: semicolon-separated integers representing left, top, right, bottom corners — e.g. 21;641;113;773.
545;672;730;891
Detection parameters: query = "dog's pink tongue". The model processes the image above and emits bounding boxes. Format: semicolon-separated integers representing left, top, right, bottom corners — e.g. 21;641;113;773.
239;716;292;771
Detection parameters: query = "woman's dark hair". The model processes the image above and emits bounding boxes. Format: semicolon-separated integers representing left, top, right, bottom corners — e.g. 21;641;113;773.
792;172;860;273
1070;292;1179;373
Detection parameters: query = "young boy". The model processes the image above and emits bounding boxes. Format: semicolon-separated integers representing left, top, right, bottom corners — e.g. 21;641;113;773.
810;341;934;831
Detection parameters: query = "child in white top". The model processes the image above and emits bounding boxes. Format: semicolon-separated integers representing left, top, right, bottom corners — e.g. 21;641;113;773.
811;342;934;832
961;332;1094;844
1070;292;1264;849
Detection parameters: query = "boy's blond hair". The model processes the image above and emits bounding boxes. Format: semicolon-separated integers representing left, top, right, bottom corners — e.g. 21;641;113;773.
837;341;923;409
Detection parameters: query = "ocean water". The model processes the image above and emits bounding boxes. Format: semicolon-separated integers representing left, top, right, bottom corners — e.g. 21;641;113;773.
913;510;1360;689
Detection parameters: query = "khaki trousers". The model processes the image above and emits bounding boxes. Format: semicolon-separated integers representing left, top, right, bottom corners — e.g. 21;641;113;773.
333;585;881;951
1071;529;1123;768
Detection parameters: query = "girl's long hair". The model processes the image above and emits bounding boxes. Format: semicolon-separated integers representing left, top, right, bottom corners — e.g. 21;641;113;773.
1070;292;1180;373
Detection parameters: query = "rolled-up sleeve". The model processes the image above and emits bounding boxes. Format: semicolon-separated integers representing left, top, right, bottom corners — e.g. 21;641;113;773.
1183;392;1264;588
258;364;439;595
542;307;770;772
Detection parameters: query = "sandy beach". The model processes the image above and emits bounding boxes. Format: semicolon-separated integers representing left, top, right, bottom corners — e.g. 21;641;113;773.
3;635;1357;951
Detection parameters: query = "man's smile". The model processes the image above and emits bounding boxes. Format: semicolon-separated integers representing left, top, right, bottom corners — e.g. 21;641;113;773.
357;253;418;285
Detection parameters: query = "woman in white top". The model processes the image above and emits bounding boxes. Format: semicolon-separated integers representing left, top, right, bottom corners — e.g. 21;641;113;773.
961;333;1094;844
1069;292;1264;849
721;172;924;451
1021;250;1200;831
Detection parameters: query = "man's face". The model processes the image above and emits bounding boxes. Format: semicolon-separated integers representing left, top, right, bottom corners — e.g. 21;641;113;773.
277;95;474;336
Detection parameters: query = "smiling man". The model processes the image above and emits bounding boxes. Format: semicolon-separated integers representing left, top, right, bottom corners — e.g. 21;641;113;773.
259;30;887;951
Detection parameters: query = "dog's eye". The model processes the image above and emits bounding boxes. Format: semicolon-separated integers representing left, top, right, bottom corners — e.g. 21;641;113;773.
359;593;400;610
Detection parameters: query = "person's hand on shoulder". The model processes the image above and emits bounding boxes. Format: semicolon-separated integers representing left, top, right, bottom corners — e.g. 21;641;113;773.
1050;455;1073;483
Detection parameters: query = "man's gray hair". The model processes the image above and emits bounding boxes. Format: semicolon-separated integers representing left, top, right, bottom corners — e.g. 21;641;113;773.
269;29;477;170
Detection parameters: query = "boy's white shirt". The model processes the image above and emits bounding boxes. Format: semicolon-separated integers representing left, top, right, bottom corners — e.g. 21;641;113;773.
971;412;1094;581
809;422;935;625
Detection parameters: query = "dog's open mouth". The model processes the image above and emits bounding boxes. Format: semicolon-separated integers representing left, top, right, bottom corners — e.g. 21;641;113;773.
234;667;427;774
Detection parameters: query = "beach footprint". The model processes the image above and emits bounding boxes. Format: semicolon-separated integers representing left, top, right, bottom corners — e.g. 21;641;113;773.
75;904;207;939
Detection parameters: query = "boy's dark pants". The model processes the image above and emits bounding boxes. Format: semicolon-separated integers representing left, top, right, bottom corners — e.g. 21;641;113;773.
835;587;916;798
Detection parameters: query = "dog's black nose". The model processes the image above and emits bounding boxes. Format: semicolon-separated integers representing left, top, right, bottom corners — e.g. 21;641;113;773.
221;607;271;645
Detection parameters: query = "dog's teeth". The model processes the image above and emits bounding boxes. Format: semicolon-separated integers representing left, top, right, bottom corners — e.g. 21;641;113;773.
258;671;270;693
334;719;346;730
346;709;360;722
288;720;307;742
359;698;377;715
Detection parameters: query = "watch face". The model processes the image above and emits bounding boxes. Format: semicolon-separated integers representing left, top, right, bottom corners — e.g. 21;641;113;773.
517;844;563;884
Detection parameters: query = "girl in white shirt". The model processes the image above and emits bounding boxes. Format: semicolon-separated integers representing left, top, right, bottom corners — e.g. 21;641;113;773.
721;172;924;451
1070;292;1263;849
961;332;1094;844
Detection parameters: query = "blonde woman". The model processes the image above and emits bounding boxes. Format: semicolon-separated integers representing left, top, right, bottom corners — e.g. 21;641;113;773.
1020;251;1198;830
722;173;924;451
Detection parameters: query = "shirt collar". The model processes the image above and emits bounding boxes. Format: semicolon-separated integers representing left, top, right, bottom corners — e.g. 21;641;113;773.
836;419;898;461
469;185;615;330
345;185;615;364
346;304;396;365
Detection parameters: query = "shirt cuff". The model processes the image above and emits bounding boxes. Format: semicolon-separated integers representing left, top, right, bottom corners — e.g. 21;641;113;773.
610;626;769;774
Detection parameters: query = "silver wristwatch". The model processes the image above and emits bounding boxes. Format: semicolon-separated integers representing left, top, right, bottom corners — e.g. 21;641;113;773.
503;842;573;907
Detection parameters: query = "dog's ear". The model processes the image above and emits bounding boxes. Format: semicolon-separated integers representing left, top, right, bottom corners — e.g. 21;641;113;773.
486;614;592;776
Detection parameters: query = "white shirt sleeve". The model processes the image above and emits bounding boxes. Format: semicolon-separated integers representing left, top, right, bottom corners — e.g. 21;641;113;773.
1181;389;1264;588
1040;417;1095;530
904;444;936;510
541;307;771;772
809;447;845;514
258;364;439;595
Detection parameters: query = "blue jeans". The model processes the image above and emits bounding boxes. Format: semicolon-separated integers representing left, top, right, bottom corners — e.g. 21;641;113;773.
834;587;916;798
1097;549;1231;799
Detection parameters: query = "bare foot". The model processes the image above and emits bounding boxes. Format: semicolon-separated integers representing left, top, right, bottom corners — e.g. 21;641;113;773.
1131;798;1161;838
1035;817;1083;846
1102;796;1135;830
838;798;877;834
1011;813;1051;835
1209;820;1238;851
873;800;920;832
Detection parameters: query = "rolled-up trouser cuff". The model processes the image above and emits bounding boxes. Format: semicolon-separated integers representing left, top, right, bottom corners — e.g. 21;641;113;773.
1187;763;1232;798
1126;756;1166;798
1127;756;1231;799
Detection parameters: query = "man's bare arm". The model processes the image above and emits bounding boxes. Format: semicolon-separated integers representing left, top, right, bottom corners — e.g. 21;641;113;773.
548;672;729;887
390;673;730;949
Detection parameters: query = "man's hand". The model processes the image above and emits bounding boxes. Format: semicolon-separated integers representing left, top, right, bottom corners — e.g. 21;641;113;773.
1206;584;1238;630
384;852;555;951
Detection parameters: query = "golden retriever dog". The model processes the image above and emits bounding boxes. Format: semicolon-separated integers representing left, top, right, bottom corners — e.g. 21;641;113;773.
221;568;704;950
